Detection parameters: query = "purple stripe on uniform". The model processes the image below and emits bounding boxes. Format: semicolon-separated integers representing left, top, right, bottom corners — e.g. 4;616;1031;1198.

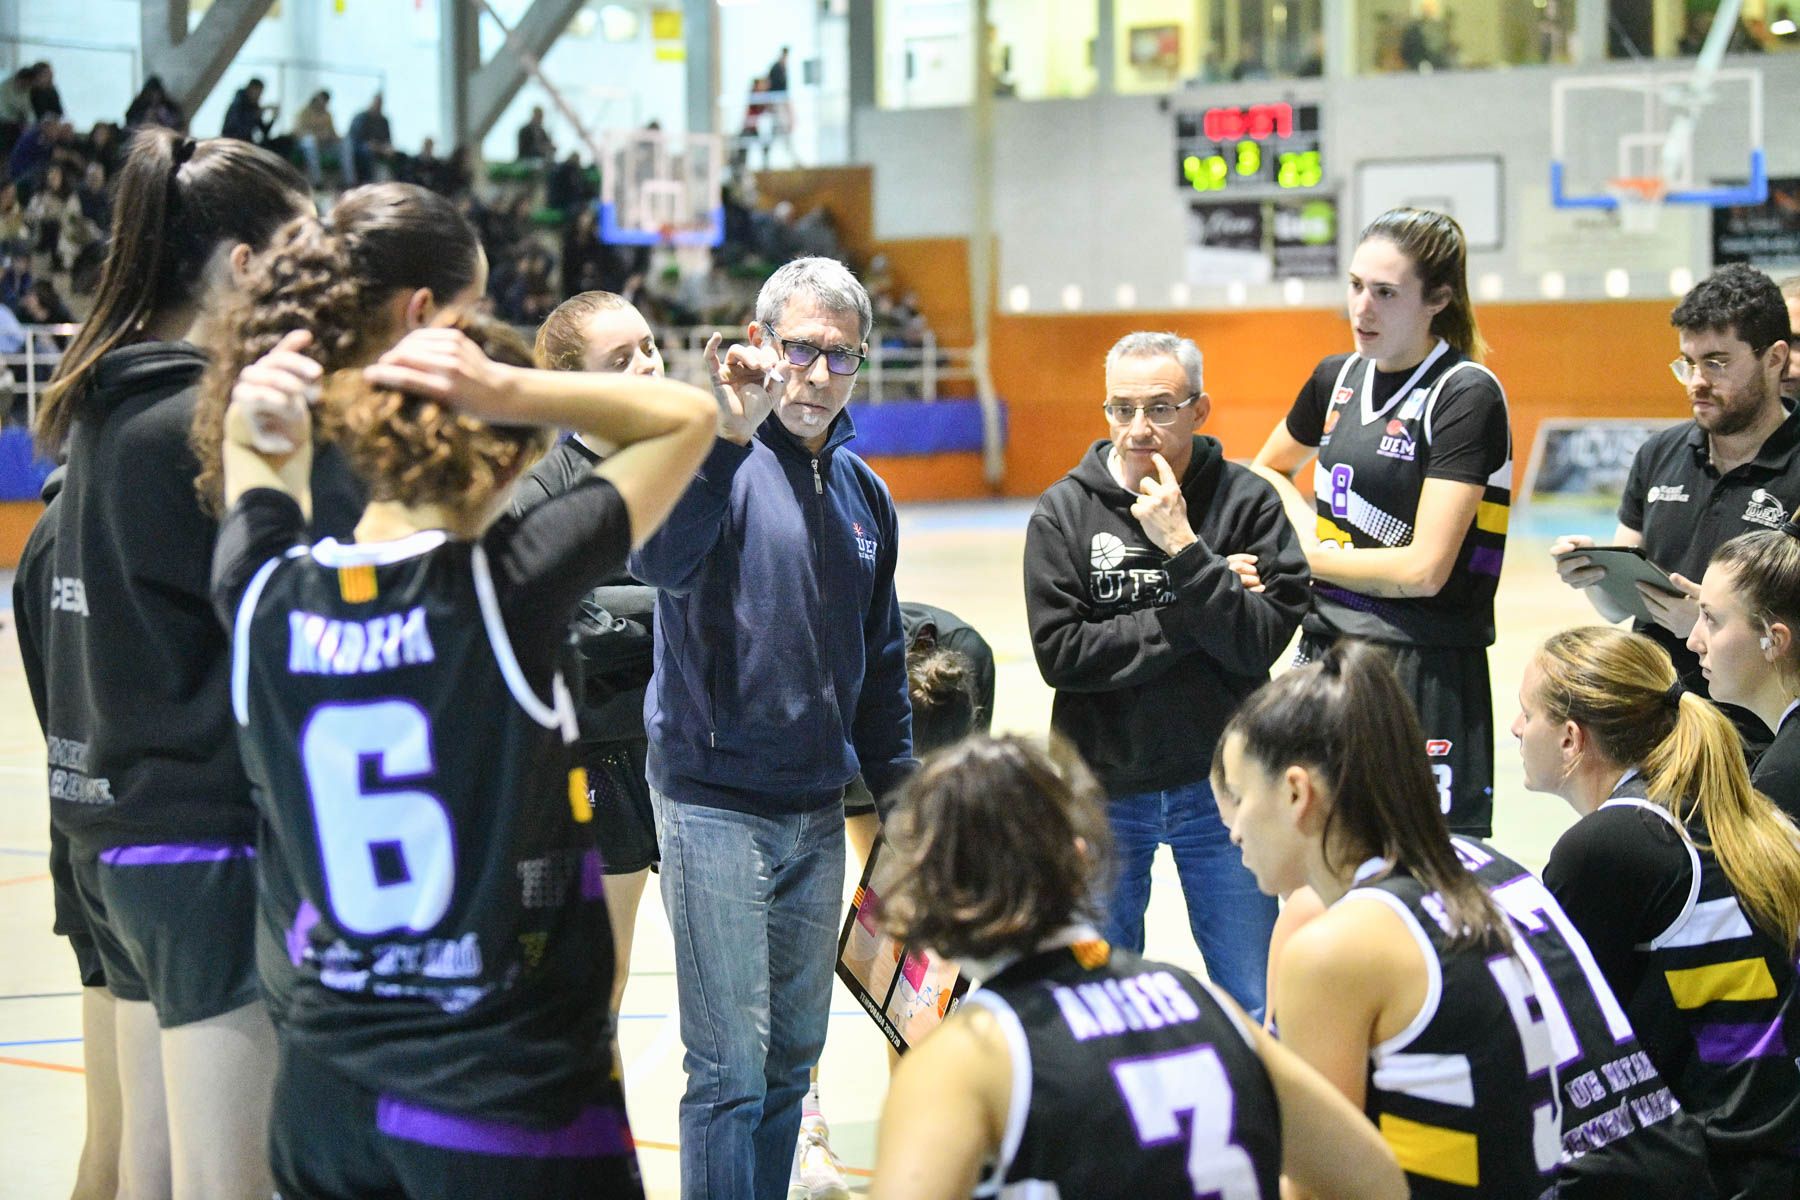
581;849;606;901
1693;1018;1787;1065
1468;546;1505;578
375;1096;633;1159
287;900;322;967
97;843;256;867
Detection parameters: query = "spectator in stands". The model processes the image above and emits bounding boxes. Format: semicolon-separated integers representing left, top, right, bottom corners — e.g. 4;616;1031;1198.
546;150;592;214
125;75;184;131
0;64;38;153
398;135;440;190
27;162;98;271
0;245;33;310
345;93;392;185
517;105;555;162
222;78;276;145
77;161;110;227
9;115;71;193
765;48;799;167
741;77;773;170
562;205;607;298
19;277;74;327
292;89;341;189
0;182;27;248
29;62;62;121
83;121;125;177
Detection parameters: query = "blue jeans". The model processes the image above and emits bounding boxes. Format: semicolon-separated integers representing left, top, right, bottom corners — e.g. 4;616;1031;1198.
651;790;844;1200
1102;778;1277;1020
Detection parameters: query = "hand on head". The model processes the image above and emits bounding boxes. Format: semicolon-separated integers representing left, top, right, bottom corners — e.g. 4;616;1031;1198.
363;326;513;420
227;329;319;458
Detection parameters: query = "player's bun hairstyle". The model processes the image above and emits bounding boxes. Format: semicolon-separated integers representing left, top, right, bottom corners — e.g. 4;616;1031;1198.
1531;626;1800;954
326;308;553;516
880;735;1112;962
192;182;483;514
906;639;980;755
1671;263;1793;353
1360;207;1486;363
37;128;309;454
1711;526;1800;694
535;290;638;372
1220;639;1507;950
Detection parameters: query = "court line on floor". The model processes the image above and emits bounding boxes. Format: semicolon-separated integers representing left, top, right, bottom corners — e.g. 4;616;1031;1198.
0;1054;83;1075
0;872;48;887
0;992;81;1002
0;846;48;857
0;1037;80;1048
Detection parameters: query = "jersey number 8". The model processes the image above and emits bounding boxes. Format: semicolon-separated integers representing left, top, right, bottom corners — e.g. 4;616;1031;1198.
300;699;455;936
1113;1046;1261;1198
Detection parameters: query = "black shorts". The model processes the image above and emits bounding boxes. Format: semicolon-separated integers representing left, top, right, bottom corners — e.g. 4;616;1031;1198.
1297;634;1495;837
49;827;104;989
270;1036;645;1200
69;841;260;1027
580;740;658;875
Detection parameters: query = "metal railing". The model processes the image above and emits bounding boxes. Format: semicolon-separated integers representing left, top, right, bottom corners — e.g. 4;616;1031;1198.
658;326;975;407
7;325;79;431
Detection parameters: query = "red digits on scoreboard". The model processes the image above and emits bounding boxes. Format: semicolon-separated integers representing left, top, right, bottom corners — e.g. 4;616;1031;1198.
1201;102;1294;143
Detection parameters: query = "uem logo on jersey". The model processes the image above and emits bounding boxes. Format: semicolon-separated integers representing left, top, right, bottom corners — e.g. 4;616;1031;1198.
1742;488;1787;529
853;520;879;563
1378;418;1417;462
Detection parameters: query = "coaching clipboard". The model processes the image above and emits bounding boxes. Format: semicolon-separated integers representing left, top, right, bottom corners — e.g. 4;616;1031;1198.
835;834;969;1054
1554;545;1682;623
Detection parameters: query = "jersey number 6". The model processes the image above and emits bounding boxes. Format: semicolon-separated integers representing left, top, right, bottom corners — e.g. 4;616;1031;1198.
300;699;455;936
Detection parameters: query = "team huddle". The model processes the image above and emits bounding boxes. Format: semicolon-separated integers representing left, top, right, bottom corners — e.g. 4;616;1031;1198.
15;127;1800;1200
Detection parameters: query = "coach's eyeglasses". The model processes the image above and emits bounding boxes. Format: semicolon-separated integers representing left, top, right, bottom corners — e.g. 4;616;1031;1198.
1669;355;1737;386
1102;395;1199;427
772;330;867;376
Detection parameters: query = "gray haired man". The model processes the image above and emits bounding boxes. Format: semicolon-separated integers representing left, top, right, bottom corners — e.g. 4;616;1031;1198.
1023;331;1310;1018
630;257;915;1200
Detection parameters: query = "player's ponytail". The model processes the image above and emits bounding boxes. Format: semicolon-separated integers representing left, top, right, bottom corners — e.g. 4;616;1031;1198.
1361;207;1486;363
1532;626;1800;954
881;735;1112;962
37;128;307;454
193;182;483;514
1222;639;1508;950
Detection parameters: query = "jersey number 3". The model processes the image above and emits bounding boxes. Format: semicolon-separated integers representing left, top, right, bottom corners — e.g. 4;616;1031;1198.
300;699;455;936
1113;1046;1261;1199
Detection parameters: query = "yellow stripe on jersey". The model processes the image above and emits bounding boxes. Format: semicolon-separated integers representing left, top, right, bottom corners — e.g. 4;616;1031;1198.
1665;958;1778;1009
1475;501;1510;536
337;564;377;604
1316;514;1354;547
1378;1113;1480;1188
568;767;592;823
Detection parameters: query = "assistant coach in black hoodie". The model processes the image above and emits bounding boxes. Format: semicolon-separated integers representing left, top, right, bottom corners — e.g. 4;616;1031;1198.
1025;331;1309;1018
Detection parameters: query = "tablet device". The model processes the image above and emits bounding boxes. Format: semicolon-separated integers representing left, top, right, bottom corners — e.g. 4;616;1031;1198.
1554;545;1682;623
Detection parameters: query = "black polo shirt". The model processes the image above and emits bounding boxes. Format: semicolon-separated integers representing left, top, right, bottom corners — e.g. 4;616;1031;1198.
1619;401;1800;735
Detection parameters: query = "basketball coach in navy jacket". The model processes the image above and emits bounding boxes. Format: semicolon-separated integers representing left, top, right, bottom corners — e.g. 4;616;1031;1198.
629;257;914;1200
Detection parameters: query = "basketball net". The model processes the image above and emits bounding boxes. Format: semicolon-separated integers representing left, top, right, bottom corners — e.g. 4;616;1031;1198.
1608;176;1667;236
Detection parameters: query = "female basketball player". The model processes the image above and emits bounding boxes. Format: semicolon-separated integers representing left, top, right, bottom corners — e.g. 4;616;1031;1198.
1251;208;1510;837
1217;641;1715;1199
212;309;715;1198
514;290;669;1023
31;128;311;1198
1517;626;1800;1197
1687;523;1800;820
869;735;1406;1200
191;181;488;519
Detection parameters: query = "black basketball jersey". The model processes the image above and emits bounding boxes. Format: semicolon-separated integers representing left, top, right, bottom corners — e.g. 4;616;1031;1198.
1599;797;1800;1160
1452;838;1716;1197
1290;343;1511;648
215;483;630;1127
967;935;1282;1200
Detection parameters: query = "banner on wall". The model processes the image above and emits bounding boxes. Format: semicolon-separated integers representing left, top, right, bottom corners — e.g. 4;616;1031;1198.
1185;197;1338;286
836;835;968;1054
1520;418;1685;504
1711;177;1800;270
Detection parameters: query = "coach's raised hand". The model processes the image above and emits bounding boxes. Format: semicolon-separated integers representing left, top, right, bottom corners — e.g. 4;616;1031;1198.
1129;452;1198;556
704;331;779;445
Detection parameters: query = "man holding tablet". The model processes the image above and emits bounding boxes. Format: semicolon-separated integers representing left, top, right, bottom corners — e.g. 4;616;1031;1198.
1554;264;1799;742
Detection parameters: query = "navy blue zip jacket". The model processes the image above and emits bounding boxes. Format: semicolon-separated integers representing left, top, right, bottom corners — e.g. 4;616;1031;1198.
629;411;915;815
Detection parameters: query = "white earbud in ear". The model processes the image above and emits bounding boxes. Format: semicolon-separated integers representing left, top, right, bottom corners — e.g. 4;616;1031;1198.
1761;636;1773;652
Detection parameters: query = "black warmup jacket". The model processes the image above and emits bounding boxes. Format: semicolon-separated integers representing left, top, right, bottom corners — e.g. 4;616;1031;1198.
1025;436;1310;795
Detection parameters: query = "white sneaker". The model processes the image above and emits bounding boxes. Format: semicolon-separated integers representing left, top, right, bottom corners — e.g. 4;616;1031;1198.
788;1120;852;1200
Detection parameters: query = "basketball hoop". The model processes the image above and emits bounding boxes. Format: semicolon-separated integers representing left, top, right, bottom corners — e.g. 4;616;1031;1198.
1607;176;1666;235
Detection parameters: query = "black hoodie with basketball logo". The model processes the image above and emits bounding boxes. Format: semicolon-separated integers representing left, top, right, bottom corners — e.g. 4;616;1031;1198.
1024;435;1310;795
